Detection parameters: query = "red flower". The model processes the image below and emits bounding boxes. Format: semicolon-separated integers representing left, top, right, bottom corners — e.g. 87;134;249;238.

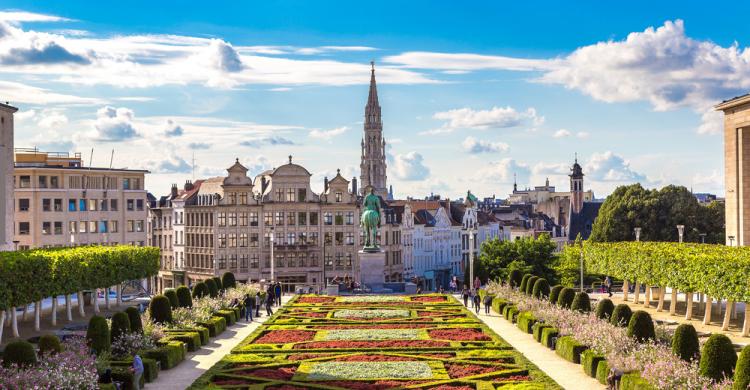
254;330;315;344
411;296;448;302
446;363;498;378
292;340;450;349
297;297;336;304
428;328;491;341
234;366;297;380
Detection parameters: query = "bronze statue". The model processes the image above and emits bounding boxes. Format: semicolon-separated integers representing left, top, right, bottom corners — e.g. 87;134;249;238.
360;187;381;251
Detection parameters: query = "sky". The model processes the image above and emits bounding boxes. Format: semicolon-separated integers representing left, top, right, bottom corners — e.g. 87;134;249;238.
2;1;748;199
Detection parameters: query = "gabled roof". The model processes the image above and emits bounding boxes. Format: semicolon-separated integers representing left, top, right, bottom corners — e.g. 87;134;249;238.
568;202;603;240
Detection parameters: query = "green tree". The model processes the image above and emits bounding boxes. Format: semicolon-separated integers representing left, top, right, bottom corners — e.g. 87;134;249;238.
472;234;557;285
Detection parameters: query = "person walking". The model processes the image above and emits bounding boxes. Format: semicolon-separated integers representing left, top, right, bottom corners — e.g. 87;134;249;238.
473;276;481;291
483;293;493;315
462;285;470;307
266;284;275;308
604;276;613;298
274;282;282;306
130;354;144;390
265;292;274;316
255;293;261;317
243;294;254;322
472;290;481;314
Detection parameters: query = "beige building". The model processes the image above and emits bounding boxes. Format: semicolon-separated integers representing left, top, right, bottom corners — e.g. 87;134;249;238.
717;94;750;246
0;103;16;251
13;149;149;249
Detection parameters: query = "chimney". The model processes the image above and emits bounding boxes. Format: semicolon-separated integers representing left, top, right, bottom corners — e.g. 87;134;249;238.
324;177;329;193
184;180;194;191
352;177;358;195
170;184;178;197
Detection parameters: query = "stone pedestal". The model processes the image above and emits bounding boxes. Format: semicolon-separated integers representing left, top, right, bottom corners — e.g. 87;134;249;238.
359;250;385;290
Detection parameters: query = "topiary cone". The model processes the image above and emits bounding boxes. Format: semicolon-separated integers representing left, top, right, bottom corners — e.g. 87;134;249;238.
222;272;236;290
672;323;700;362
149;295;173;324
519;274;532;294
192;281;208;299
205;279;219;297
86;315;110;355
125;306;143;334
557;287;576;309
610;304;632;327
38;334;62;355
595;298;614;320
627;310;655;342
176;285;193;308
699;334;737;382
212;276;223;291
110;311;131;344
525;276;539;295
2;339;37;367
549;285;563;305
164;289;180;309
571;292;591;313
532;278;550;299
733;344;750;390
508;269;523;288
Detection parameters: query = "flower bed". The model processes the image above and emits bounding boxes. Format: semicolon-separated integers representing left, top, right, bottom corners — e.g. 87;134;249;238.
293;340;450;349
333;309;410;319
428;328;491;341
253;330;316;344
322;328;422;340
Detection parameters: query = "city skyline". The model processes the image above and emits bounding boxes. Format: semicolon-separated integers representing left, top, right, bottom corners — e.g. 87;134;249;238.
2;2;748;199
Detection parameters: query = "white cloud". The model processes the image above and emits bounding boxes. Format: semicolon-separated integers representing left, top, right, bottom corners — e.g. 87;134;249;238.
0;80;102;105
14;109;35;122
162;119;184;137
309;126;348;140
474;158;530;184
384;51;554;72
239;136;295;148
553;129;571;138
576;131;590;139
584;151;648;182
691;170;723;193
91;106;138;142
143;152;192;174
426;106;543;134
188;142;211;150
36;110;68;128
0;11;71;23
461;136;509;154
392;151;430;180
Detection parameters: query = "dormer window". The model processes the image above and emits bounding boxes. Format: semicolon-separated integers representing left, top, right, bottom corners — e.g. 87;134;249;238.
335;192;342;202
286;188;295;202
275;189;283;202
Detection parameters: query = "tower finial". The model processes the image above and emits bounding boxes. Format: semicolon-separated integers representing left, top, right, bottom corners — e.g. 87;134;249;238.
288;155;292;164
574;152;578;163
371;60;375;73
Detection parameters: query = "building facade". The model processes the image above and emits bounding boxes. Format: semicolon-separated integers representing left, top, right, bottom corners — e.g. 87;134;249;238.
0;103;16;251
717;94;750;246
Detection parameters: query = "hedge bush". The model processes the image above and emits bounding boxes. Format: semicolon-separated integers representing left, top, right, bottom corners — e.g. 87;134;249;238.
734;345;750;390
38;334;62;355
525;276;539;295
671;323;700;362
595;298;614;320
619;372;653;390
192;282;209;299
508;269;523;288
2;339;37;367
86;315;110;355
516;311;537;334
143;341;186;370
161;331;201;352
125;306;143;334
176;285;193;308
532;323;552;343
549;285;563;305
519;274;532;294
198;317;226;337
555;336;588;364
699;334;737;382
491;297;508;314
627;310;655;342
504;306;519;323
557;287;576;309
110;311;131;343
221;272;236;290
541;327;559;349
110;357;158;383
532;278;550;299
610;304;633;327
596;360;610;385
205;279;219;298
216;309;237;326
149;295;173;324
581;350;605;378
164;289;180;309
571;292;591;313
212;276;223;291
166;327;209;345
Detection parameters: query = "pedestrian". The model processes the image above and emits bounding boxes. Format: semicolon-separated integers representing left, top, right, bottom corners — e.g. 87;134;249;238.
243;294;254;322
462;285;469;307
274;282;282;306
255;293;261;317
604;276;613;298
266;284;275;308
130;354;144;390
472;290;481;314
449;279;457;293
473;276;481;291
265;292;273;316
483;293;492;315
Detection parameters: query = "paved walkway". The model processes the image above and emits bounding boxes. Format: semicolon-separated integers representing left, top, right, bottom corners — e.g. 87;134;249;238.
467;301;604;390
146;295;291;390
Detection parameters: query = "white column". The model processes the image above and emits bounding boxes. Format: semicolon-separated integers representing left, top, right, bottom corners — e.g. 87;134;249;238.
622;280;629;301
656;286;665;312
93;289;100;314
11;307;18;337
77;291;85;317
0;310;5;344
633;282;641;304
703;296;713;325
65;294;73;322
34;301;40;332
722;300;735;331
105;287;111;310
685;292;693;320
669;289;678;315
51;296;57;326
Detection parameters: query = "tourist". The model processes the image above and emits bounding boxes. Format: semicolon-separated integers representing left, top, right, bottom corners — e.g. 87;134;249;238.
473;276;481;291
604;275;613;297
243;294;254;322
449;278;457;293
130;354;144;390
254;293;261;317
472;290;481;314
266;284;275;308
275;282;282;306
265;292;274;316
483;293;492;315
438;284;444;294
462;285;470;306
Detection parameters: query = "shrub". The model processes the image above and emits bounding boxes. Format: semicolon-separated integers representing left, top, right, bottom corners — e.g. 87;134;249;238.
581;350;605;378
221;272;236;289
491;297;508;314
555;336;588;364
149;295;173;324
595;298;614;320
164;289;180;309
532;278;550;299
205;279;219;297
2;339;37;367
557;287;576;309
142;341;186;370
192;282;209;299
125;306;143;334
86;315;110;355
212;276;223;291
175;285;193;308
532;323;552;343
161;331;201;352
620;372;652;390
525;276;539;295
38;334;62;355
596;360;610;385
571;292;591;313
197;316;226;337
734;345;750;390
549;285;563;304
671;323;700;362
627;310;655;342
516;311;537;334
519;274;532;294
541;327;559;349
508;269;523;288
110;311;131;344
610;304;633;327
699;334;737;382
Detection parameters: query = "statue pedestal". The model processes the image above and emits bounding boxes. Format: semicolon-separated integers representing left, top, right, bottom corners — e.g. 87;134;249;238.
358;250;385;291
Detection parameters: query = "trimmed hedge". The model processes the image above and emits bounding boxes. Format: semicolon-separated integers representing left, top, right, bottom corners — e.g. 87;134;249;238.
221;272;236;290
508;269;523;288
38;334;62;355
595;298;614;320
519;274;532;294
555;335;588;364
532;278;550;299
143;340;186;370
549;285;563;305
110;366;146;390
212;276;223;291
699;333;737;382
581;350;605;378
525;276;539;295
176;285;193;308
86;315;110;355
149;295;173;324
627;310;655;342
491;297;509;314
205;279;219;298
516;311;537;334
532;323;552;343
198;316;226;337
557;287;576;309
164;289;180;309
620;372;655;390
2;339;37;367
672;323;700;362
504;305;519;323
192;282;209;299
161;331;201;352
734;345;750;390
110;356;159;383
610;304;633;327
125;306;143;334
571;292;591;313
110;311;131;343
216;309;237;326
166;327;209;345
541;327;559;349
596;360;610;385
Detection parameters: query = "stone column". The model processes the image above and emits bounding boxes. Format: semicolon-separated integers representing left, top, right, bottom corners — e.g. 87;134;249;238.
77;291;85;317
669;289;678;315
703;296;713;325
633;282;641;304
685;292;693;320
622;280;629;301
722;300;735;331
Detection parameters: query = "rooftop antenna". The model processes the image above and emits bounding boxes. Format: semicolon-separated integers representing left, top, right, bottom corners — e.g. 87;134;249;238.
192;151;195;180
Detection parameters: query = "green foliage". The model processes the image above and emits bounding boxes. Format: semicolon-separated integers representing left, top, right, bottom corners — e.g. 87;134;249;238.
192;282;209;299
525;276;539;295
2;339;37;367
149;295;173;324
596;360;610;385
86;315;110;355
532;278;550;299
532;323;552;343
162;331;202;352
216;309;237;326
627;311;655;342
516;311;537;334
110;311;131;344
699;334;737;382
212;277;223;291
491;297;509;314
125;306;143;334
508;269;523;288
620;372;655;390
595;298;614;320
142;341;186;370
556;234;584;287
519;274;531;294
474;235;558;285
164;289;180;309
555;336;588;364
38;334;62;355
556;287;575;309
205;279;219;297
671;323;700;362
549;285;563;305
571;292;591;313
110;357;159;383
221;272;236;290
541;327;559;349
734;345;750;390
0;245;159;311
589;184;724;244
176;285;193;308
610;304;633;327
581;350;605;378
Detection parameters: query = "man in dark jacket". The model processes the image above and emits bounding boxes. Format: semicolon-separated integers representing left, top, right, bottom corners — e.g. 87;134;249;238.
265;292;273;316
274;282;282;306
243;294;254;322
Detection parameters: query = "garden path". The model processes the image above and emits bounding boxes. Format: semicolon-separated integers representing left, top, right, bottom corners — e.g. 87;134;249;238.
146;295;292;390
469;299;605;390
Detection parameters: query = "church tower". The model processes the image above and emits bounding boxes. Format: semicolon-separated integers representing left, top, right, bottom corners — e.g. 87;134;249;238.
569;154;584;214
360;61;388;197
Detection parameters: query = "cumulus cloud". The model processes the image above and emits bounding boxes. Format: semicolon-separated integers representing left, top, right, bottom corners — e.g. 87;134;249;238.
188;142;211;150
584;151;648;182
162;119;184;137
91;106;138;142
36;110;68;128
554;129;589;139
309;126;348;140
144;153;192;174
425;106;543;134
392;151;430;180
461;136;509;154
202;39;243;72
239;136;295;148
474;158;530;184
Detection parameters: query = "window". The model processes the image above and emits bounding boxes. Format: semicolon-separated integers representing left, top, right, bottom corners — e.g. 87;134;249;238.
127;199;134;211
110;199;118;211
218;233;226;248
275;188;283;202
309;232;319;246
240;254;248;271
18;222;29;235
239;193;248;205
310;253;318;267
239;212;248;226
217;213;226;227
298;188;306;202
69;221;76;233
346;253;353;267
346;232;355;245
38;176;47;188
228;233;237;248
109;220;118;233
127;220;134;232
275;232;284;245
298;212;307;226
335;192;342;202
335;212;343;225
239;233;248;247
99;199;108;211
19;198;29;212
88;199;98;211
346;212;354;225
228;213;237;226
218;255;226;269
54;222;63;235
42;222;51;235
79;199;86;211
19;176;30;188
250;232;259;247
275;212;284;226
310;212;319;225
298;253;306;267
288;253;296;267
50;176;59;189
227;192;236;205
324;253;333;269
230;254;237;269
54;199;63;212
68;199;76;212
80;221;88;233
136;199;144;211
123;178;130;190
249;212;258;226
286;188;295;202
287;232;296;245
275;253;285;268
335;232;344;245
264;212;273;226
250;253;259;269
136;220;144;232
99;221;108;233
324;212;333;225
298;231;307;244
335;253;343;267
287;212;295;226
89;221;98;233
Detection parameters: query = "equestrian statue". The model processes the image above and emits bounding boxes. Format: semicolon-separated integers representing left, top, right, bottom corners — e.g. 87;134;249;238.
360;187;381;252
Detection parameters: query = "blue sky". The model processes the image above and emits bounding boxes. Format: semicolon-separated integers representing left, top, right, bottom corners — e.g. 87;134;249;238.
2;1;748;199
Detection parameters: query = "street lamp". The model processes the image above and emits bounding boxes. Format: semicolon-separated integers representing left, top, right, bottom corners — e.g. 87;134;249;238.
468;227;474;289
579;239;585;293
634;227;642;242
322;234;328;289
728;235;735;247
677;225;685;244
270;226;275;281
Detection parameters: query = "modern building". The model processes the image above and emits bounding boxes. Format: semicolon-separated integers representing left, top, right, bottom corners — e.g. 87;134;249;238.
716;94;750;246
13;148;149;249
0;103;16;251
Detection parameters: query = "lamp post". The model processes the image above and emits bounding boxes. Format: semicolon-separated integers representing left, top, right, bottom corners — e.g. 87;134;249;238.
729;235;735;247
468;227;474;289
579;239;584;293
699;233;706;244
634;227;641;242
270;226;275;281
322;234;328;289
677;225;685;244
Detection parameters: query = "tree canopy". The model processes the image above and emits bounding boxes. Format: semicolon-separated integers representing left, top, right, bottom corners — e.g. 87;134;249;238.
470;234;557;285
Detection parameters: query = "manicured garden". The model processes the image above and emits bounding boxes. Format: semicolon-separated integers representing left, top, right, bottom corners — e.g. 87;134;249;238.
190;293;560;389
